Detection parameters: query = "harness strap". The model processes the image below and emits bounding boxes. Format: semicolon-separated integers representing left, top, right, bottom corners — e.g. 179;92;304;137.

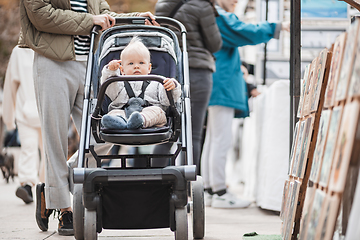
123;80;151;105
124;81;135;98
139;80;150;99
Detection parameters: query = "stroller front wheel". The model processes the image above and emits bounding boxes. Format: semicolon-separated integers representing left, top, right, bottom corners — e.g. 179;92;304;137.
174;207;188;240
191;176;205;239
84;209;97;240
73;184;85;240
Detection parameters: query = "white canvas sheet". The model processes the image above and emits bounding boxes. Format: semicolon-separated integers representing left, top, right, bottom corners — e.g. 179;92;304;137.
240;80;290;211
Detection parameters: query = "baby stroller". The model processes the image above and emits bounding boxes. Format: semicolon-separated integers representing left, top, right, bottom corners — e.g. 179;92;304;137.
72;17;205;240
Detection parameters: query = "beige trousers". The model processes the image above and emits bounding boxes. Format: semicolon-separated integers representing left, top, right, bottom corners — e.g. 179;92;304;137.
33;53;112;209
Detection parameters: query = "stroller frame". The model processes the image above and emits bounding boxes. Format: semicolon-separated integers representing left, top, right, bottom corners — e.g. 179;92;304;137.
73;17;205;240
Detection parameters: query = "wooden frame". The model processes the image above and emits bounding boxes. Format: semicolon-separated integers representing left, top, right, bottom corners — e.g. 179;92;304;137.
310;48;332;113
315;193;341;240
291;120;306;177
309;109;332;183
302;57;318;116
329;100;360;192
284;180;301;240
296;115;315;178
324;32;347;108
319;106;344;187
345;165;360;239
297;64;311;118
280;179;291;221
298;185;316;240
335;19;360;102
289;121;301;175
304;189;326;239
348;22;360;98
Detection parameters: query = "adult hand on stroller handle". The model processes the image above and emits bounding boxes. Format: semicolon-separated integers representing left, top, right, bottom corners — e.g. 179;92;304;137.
92;17;187;34
114;17;186;33
93;14;115;31
92;17;153;33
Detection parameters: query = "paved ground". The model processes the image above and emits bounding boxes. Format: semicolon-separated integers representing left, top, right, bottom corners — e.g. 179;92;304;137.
0;177;282;240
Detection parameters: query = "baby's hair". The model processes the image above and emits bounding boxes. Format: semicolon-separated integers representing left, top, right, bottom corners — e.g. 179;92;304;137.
120;36;151;62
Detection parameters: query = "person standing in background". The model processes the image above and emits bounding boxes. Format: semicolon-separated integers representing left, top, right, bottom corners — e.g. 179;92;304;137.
19;0;156;235
2;46;45;204
201;0;290;208
155;0;222;173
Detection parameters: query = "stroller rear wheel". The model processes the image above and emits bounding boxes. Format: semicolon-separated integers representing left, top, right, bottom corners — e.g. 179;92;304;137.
191;176;205;239
73;184;84;240
84;209;97;240
174;207;188;240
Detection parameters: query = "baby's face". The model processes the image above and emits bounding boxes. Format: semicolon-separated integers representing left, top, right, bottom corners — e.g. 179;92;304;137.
218;0;238;12
120;51;151;75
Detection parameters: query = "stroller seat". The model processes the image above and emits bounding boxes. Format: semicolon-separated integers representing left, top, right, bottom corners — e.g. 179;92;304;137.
92;28;181;146
100;124;170;134
100;120;172;145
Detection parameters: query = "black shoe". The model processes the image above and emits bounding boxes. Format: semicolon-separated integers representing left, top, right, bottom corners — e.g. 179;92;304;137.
16;184;33;204
58;211;74;236
35;183;53;231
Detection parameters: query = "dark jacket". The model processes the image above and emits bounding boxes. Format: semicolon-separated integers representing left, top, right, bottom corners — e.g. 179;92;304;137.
155;0;222;72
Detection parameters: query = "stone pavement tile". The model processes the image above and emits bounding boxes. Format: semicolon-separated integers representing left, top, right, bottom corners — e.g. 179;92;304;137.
0;177;281;239
204;205;281;240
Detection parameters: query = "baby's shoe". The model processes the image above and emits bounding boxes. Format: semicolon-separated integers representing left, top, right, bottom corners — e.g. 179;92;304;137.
101;115;127;130
127;111;144;129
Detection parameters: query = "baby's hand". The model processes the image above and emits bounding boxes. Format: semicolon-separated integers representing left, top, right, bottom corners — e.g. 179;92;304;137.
108;60;121;71
163;78;176;91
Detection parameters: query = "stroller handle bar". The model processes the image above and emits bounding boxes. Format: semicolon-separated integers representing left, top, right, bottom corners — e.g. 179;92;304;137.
104;74;166;83
93;16;187;34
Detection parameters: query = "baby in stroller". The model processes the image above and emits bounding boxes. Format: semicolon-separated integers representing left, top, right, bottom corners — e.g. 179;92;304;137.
72;18;205;240
100;36;181;130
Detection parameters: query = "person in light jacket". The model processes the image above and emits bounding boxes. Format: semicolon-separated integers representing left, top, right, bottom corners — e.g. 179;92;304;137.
201;0;290;209
2;46;45;204
155;0;223;174
19;0;156;235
